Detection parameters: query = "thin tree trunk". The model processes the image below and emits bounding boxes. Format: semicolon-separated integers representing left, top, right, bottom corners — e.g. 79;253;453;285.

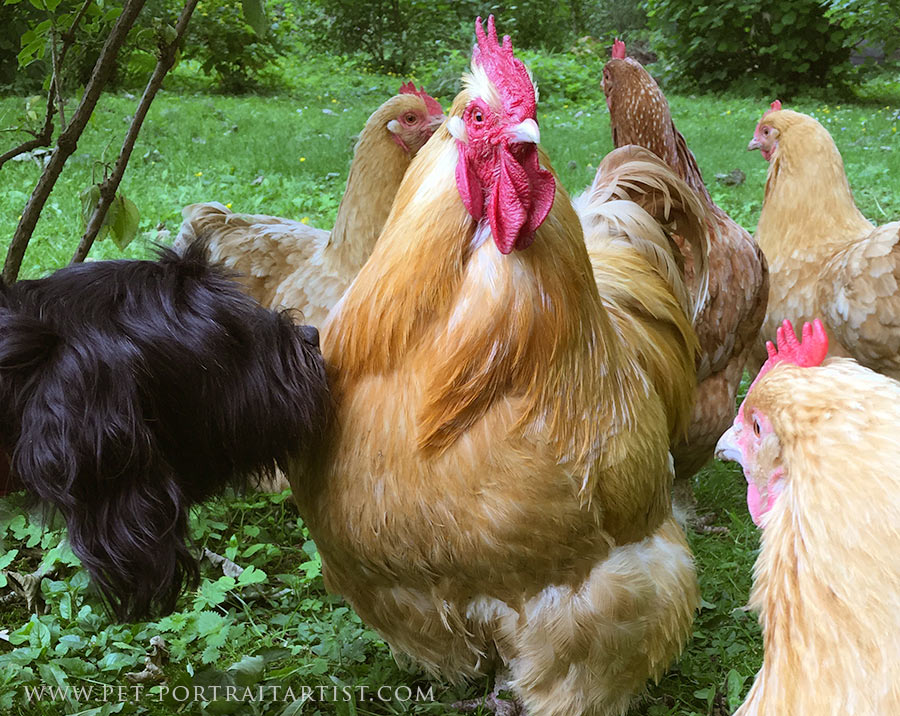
73;0;200;264
2;0;146;284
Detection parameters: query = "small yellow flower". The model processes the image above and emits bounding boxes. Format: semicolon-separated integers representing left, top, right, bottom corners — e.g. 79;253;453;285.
331;98;337;103
563;104;569;109
301;217;309;224
299;157;306;163
195;171;203;177
836;105;841;109
726;109;731;115
226;202;232;209
893;126;897;133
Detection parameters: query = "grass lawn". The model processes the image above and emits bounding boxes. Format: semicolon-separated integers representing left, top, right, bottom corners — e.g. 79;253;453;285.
0;50;898;715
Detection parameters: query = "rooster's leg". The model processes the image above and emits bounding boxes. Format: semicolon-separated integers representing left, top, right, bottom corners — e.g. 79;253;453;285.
452;668;526;716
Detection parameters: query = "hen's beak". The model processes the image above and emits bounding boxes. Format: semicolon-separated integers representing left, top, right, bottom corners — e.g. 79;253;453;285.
715;426;743;466
747;137;761;152
429;114;447;129
507;118;540;145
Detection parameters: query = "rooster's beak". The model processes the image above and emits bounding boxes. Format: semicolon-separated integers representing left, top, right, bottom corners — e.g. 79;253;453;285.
715;425;743;466
747;137;761;152
507;118;540;145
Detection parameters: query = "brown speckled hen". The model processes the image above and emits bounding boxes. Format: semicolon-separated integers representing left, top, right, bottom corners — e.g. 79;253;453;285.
602;40;768;526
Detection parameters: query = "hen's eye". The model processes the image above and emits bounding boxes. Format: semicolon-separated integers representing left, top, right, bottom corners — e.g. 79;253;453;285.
753;419;761;437
404;113;417;124
474;109;484;123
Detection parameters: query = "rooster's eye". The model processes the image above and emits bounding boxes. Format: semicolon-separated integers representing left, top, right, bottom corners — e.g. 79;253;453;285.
474;109;484;123
753;419;761;437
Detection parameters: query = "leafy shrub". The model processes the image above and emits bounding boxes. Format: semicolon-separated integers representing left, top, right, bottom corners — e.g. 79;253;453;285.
646;0;854;93
180;0;287;92
1;0;288;94
570;0;648;40
307;0;607;73
0;2;46;92
825;0;900;62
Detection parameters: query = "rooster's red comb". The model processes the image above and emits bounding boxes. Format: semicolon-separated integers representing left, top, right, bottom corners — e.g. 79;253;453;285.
611;39;626;60
398;81;443;116
751;319;828;388
472;16;535;119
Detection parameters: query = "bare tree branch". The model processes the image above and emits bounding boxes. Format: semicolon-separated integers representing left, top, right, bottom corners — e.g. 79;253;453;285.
50;29;67;131
72;0;200;264
2;0;146;284
0;0;93;171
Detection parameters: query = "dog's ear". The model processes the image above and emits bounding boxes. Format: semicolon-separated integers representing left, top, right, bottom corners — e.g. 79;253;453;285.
12;335;195;620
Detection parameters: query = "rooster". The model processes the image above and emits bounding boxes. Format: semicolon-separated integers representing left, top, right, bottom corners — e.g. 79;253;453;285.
175;83;445;324
715;319;900;715
749;101;900;378
602;40;768;521
291;18;701;715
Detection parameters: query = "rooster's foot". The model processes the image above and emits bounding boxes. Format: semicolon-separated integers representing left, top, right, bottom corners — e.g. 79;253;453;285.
692;511;729;535
453;671;525;716
452;691;524;716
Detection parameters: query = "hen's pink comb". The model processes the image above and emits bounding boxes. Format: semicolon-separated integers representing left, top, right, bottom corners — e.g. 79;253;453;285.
611;39;626;60
751;319;828;388
472;16;535;118
398;82;443;116
759;99;782;122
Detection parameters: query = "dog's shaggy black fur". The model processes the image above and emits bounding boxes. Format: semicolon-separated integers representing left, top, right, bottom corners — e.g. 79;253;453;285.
0;246;331;621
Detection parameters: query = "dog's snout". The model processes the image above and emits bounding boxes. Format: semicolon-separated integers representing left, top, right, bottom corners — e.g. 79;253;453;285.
299;325;320;348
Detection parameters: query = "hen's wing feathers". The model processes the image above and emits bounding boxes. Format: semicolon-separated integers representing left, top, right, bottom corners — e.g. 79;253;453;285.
175;203;325;312
819;222;900;379
671;124;712;203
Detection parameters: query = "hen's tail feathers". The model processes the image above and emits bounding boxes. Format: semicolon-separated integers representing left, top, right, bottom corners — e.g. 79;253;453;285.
575;145;712;326
173;201;231;255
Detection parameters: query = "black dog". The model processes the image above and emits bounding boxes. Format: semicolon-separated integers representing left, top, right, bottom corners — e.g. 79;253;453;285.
0;245;331;621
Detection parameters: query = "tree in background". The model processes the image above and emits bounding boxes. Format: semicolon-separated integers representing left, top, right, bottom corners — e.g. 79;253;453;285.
0;0;267;281
825;0;900;63
304;0;649;73
645;0;854;93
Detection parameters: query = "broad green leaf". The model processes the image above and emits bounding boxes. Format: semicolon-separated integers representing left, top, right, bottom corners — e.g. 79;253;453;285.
226;655;264;687
97;651;137;673
37;661;69;690
79;184;103;238
51;657;96;677
108;194;139;250
237;565;266;586
196;610;225;636
0;548;17;571
726;668;747;709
